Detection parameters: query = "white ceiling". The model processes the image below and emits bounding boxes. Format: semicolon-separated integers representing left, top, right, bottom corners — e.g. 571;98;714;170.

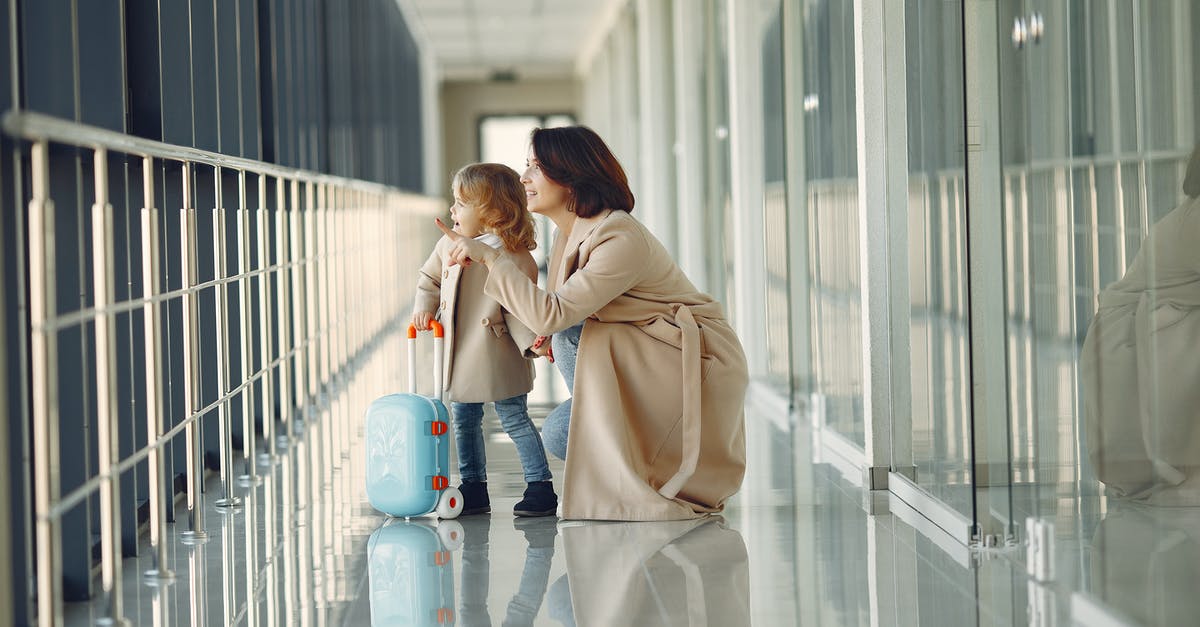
401;0;623;82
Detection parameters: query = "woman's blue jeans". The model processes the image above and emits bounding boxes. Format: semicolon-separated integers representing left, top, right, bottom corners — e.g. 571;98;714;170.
543;323;583;460
452;394;552;484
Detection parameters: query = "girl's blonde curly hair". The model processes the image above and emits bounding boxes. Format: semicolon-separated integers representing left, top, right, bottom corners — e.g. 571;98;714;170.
452;163;537;252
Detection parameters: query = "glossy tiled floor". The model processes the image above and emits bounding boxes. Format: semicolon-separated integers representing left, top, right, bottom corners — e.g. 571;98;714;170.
62;392;1189;626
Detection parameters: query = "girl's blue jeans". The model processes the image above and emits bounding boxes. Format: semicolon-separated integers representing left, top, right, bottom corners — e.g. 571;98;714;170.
542;323;583;460
452;393;552;484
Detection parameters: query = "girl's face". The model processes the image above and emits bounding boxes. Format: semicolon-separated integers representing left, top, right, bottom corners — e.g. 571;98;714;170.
521;146;571;216
450;191;485;238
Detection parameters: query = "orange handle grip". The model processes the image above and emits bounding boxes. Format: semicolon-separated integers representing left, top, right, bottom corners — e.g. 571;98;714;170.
407;320;444;338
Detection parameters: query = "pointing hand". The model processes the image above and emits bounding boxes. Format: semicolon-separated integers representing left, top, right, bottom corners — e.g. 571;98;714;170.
435;217;497;267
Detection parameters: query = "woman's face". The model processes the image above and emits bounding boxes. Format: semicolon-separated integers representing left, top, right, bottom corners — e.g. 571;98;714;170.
449;191;485;238
521;145;570;216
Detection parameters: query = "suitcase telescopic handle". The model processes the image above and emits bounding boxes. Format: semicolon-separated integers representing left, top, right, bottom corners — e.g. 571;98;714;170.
407;321;444;400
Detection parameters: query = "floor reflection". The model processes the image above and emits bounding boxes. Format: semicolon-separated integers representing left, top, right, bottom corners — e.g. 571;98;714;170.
555;518;749;627
62;395;1188;626
1089;503;1200;627
365;513;749;627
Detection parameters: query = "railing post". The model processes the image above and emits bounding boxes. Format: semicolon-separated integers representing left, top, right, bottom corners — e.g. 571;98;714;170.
321;184;333;393
305;181;319;403
333;188;346;439
275;177;294;445
289;179;307;418
140;156;174;583
90;147;129;625
185;539;208;625
236;170;260;487
256;173;277;460
212;167;242;511
29;140;64;627
179;162;208;545
314;183;333;481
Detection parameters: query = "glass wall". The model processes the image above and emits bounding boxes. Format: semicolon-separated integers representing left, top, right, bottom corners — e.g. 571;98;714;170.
760;0;790;395
704;0;732;306
990;0;1199;613
798;0;863;448
571;2;1199;617
904;0;973;518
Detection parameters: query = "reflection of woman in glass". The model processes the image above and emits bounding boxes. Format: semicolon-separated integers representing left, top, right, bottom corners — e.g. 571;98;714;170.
1081;143;1200;505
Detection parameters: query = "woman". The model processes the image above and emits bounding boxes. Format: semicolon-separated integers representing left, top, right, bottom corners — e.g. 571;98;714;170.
435;126;748;521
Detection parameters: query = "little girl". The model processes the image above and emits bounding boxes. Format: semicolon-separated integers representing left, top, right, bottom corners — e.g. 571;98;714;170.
412;163;558;517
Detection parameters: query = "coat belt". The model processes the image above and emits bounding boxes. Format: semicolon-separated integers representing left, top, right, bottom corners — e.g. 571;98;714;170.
657;304;702;500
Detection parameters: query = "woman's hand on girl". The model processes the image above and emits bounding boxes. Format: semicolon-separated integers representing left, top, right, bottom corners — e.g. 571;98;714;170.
435;218;498;267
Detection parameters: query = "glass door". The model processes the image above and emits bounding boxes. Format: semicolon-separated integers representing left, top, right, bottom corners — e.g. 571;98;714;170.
991;0;1199;616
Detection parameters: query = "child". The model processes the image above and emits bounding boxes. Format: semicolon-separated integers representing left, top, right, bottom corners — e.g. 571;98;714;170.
412;163;558;517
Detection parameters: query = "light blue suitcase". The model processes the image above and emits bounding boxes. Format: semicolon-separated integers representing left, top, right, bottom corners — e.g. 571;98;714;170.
365;321;463;519
367;518;464;625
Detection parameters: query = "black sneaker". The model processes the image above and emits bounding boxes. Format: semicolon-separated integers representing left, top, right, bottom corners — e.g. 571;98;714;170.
514;481;558;517
458;481;491;515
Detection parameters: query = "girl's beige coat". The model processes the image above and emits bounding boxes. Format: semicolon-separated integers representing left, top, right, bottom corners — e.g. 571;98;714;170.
414;237;538;403
485;209;749;520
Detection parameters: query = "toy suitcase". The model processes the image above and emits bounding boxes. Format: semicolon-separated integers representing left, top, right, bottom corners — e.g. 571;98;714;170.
365;321;463;519
367;518;464;625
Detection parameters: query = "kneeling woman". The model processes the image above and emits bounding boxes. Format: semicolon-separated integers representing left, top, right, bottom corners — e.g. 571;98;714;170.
435;126;748;521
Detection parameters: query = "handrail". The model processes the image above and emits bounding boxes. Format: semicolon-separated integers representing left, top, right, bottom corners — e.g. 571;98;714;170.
2;110;437;200
6;109;439;627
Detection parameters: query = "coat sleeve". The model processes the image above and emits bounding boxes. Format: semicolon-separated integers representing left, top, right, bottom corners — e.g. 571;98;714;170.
484;223;648;335
501;250;540;353
413;239;444;316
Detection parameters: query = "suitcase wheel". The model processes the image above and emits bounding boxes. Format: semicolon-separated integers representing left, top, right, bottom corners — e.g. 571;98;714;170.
435;487;464;520
437;520;465;550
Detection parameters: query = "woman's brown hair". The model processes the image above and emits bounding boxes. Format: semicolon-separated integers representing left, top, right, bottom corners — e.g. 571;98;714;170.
452;163;537;252
1185;141;1200;198
529;126;635;218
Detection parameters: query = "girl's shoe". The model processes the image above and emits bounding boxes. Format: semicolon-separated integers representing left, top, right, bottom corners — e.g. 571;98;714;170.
458;481;491;515
514;481;558;517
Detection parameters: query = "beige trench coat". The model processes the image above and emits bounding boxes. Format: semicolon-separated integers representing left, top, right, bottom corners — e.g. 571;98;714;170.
484;209;748;520
414;235;538;403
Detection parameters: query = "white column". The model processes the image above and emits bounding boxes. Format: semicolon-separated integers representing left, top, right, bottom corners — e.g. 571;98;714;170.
673;0;708;290
636;0;677;255
883;0;913;479
612;11;641;192
1172;0;1194;143
782;0;811;392
726;0;768;378
853;0;906;486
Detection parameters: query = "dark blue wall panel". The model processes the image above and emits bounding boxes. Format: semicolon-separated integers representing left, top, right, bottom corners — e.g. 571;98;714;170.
6;0;427;614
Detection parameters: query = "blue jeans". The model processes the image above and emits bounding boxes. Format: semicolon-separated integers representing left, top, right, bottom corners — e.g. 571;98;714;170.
452;394;552;484
543;323;583;460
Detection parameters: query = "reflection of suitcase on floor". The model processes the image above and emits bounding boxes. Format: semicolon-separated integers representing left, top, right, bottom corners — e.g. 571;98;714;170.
365;321;463;519
367;518;464;625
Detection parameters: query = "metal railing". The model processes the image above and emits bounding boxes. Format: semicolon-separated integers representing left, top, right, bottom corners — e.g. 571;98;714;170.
3;110;441;627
